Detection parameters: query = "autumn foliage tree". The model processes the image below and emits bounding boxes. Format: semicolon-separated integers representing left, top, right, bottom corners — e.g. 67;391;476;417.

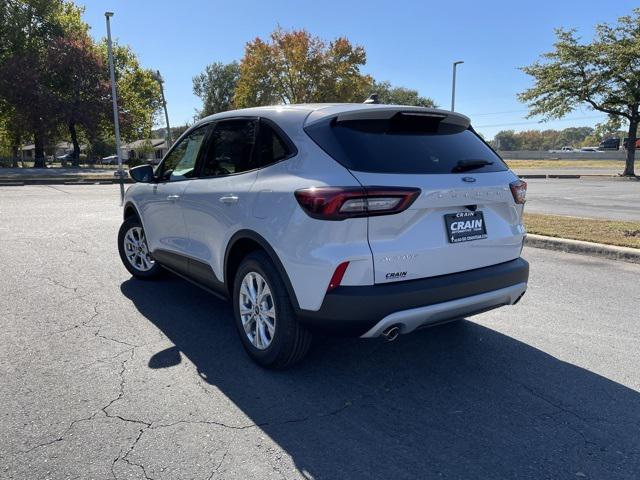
194;28;435;115
0;0;84;167
234;28;372;107
46;34;111;166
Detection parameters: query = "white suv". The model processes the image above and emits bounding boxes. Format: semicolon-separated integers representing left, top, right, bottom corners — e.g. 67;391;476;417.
118;104;529;368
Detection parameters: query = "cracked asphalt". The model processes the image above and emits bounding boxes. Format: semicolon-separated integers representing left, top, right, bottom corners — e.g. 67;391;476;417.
1;185;639;480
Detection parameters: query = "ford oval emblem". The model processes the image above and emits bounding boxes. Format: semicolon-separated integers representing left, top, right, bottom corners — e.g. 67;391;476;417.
462;177;477;183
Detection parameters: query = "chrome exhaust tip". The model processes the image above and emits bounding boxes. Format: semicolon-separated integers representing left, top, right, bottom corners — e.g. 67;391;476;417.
382;325;401;342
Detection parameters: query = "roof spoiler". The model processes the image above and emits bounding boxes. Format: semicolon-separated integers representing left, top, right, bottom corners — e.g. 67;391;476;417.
307;106;470;129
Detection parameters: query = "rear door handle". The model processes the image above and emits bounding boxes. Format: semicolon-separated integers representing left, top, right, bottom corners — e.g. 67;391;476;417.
219;194;239;204
166;195;180;201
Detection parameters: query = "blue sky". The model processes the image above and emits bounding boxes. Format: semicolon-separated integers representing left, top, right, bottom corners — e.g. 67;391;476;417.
78;0;638;139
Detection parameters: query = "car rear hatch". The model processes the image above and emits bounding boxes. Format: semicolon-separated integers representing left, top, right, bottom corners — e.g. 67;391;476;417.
304;107;526;284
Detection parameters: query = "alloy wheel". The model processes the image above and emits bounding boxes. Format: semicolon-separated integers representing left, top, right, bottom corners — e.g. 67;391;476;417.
239;272;276;350
123;226;154;272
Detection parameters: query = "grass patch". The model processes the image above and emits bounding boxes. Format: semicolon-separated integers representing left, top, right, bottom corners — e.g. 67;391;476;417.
524;213;640;249
506;159;625;169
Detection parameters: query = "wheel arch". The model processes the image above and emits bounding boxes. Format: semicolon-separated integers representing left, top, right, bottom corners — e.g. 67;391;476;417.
123;202;140;220
224;230;300;310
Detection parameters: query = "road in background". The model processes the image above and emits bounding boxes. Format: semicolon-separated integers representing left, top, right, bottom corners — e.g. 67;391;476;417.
515;167;621;176
1;185;639;479
525;178;640;221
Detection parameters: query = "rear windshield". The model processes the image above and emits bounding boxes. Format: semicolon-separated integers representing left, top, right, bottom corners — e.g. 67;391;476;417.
304;113;507;174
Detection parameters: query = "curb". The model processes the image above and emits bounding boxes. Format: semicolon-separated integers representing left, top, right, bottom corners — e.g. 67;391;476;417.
518;174;585;179
525;234;640;264
0;177;132;186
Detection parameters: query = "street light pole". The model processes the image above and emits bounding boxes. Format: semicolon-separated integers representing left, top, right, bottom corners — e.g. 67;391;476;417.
451;60;464;112
153;70;172;146
105;11;125;204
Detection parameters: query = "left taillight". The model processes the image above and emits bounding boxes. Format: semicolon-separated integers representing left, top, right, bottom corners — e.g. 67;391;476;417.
510;180;527;204
294;186;420;220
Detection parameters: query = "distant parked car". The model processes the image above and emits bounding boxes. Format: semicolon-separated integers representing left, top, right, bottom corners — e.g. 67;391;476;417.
56;152;74;162
598;137;620;150
622;138;640;149
580;147;601;152
548;146;576;153
101;155;124;166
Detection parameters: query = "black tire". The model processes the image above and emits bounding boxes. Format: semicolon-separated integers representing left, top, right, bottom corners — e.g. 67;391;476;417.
117;216;163;279
232;251;312;369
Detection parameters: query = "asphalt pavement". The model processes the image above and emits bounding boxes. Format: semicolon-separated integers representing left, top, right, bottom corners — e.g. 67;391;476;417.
1;185;639;479
525;177;640;221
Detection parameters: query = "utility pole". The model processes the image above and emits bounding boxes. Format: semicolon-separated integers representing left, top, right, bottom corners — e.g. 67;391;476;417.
105;11;125;204
153;70;172;146
451;60;464;112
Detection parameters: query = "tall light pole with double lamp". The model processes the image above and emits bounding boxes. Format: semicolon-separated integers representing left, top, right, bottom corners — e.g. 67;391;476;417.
152;70;172;147
105;11;125;204
451;60;464;112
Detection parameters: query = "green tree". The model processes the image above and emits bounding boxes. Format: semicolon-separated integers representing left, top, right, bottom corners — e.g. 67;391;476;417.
371;80;436;107
96;40;162;142
234;27;372;107
493;130;521;150
193;61;240;118
581;117;625;147
519;9;640;176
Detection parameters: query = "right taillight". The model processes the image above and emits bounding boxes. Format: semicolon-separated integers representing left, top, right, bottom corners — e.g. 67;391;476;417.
510;180;527;204
294;186;420;220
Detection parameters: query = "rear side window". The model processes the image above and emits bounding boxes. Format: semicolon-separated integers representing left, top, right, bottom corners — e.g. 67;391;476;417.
256;120;293;168
304;113;507;174
200;119;257;177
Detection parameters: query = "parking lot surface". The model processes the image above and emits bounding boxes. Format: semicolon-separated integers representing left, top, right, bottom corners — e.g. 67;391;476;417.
1;185;639;479
525;178;640;221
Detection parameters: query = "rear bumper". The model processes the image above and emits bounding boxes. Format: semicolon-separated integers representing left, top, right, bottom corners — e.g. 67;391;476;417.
296;257;529;337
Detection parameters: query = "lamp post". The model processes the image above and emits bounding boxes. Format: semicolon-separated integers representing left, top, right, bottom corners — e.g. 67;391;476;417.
105;11;125;204
451;60;464;112
152;70;172;146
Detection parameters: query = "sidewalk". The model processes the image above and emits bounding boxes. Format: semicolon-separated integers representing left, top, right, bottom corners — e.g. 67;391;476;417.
0;167;130;185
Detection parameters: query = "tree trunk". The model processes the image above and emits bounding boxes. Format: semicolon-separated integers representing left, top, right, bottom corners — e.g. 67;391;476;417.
11;144;19;168
69;122;80;168
32;129;46;168
623;119;637;177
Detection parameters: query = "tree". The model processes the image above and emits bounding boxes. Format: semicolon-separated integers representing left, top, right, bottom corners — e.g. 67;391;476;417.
493;130;521;150
46;34;111;166
371;80;436;107
193;61;240;118
152;124;189;140
234;27;372;107
96;40;162;142
519;9;640;176
0;0;87;167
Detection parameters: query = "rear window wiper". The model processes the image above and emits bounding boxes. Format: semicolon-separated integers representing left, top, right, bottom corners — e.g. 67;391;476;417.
451;159;494;173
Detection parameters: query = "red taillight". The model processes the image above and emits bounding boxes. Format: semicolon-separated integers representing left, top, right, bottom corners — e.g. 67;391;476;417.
327;261;350;292
510;180;527;204
294;186;420;220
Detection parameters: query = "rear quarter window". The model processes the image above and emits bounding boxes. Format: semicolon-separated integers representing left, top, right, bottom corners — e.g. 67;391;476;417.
304;113;508;174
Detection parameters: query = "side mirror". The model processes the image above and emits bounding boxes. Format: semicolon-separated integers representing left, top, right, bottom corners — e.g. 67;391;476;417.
129;164;154;183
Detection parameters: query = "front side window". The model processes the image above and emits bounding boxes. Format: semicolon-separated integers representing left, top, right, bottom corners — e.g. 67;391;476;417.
200;119;257;177
157;126;208;181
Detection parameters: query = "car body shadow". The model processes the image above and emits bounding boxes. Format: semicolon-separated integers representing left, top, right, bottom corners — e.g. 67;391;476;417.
121;276;640;479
